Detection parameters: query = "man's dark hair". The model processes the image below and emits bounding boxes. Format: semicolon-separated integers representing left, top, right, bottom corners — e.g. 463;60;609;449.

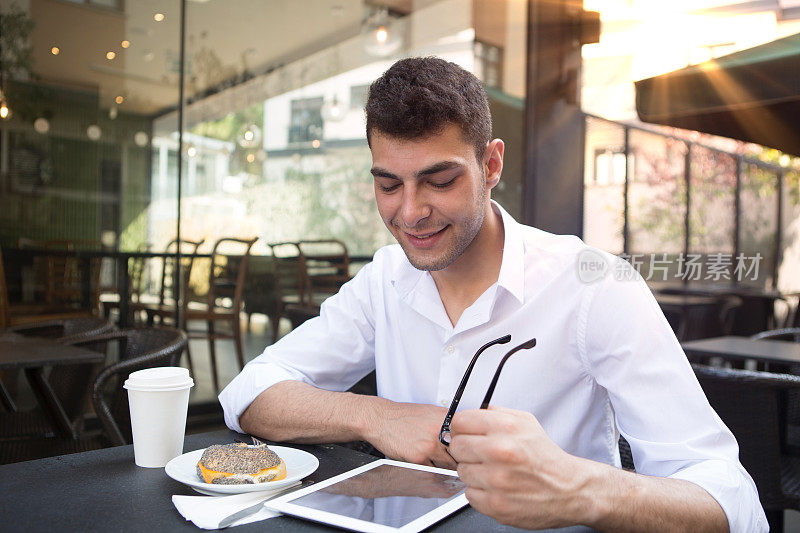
365;57;492;162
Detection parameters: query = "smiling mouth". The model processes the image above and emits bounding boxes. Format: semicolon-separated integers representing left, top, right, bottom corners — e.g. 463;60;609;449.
407;228;445;239
401;226;449;249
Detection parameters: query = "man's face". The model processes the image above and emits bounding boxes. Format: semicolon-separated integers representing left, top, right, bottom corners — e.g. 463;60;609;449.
369;124;489;272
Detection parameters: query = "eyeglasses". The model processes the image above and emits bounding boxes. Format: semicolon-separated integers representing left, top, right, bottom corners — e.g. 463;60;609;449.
439;335;537;446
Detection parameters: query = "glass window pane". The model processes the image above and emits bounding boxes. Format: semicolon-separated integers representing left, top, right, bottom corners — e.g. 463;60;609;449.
739;163;778;286
689;147;736;255
583;116;625;254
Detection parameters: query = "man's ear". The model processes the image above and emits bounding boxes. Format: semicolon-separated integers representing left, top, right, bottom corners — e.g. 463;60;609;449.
483;139;504;191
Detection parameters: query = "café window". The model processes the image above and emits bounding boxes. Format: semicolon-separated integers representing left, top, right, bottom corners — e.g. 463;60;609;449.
350;84;370;110
593;148;630;186
474;41;503;89
288;97;324;144
62;0;123;10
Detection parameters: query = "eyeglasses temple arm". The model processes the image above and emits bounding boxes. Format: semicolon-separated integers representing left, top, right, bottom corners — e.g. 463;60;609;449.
480;338;536;409
441;334;511;427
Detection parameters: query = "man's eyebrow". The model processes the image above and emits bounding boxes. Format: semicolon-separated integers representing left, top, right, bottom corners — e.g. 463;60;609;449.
370;161;463;180
370;167;398;179
416;161;462;177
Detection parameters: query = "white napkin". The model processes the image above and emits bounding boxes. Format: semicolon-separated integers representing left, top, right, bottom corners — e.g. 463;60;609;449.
172;483;299;530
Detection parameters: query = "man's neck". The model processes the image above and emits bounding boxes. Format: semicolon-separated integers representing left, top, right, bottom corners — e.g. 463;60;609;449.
430;203;505;326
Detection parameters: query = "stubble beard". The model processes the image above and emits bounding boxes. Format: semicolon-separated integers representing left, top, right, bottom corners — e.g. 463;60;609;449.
394;183;487;272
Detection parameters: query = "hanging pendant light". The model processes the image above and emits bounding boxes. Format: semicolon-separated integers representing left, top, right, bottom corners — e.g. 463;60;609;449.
236;123;262;148
321;94;346;122
362;8;402;57
0;89;9;120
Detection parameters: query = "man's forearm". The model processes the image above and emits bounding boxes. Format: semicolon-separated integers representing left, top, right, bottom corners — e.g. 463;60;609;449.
581;459;729;532
238;380;380;443
238;380;457;468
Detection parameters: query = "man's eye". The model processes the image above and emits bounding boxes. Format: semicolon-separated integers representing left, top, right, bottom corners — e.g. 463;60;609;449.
378;183;400;192
431;178;456;189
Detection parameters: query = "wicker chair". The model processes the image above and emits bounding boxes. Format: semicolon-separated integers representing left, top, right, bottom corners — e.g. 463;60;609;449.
752;328;800;343
751;328;800;453
692;363;800;531
0;317;114;439
0;327;187;464
88;327;188;445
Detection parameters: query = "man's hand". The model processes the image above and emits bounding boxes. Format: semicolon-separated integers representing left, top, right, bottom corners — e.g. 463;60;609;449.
449;406;730;532
448;406;591;529
363;400;456;470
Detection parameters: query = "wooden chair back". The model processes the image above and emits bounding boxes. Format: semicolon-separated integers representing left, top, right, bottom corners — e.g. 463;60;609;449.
207;237;258;313
297;239;350;305
156;239;204;306
0;247;8;329
268;242;306;305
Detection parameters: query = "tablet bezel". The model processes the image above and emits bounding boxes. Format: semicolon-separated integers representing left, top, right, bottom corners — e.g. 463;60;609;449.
264;459;468;533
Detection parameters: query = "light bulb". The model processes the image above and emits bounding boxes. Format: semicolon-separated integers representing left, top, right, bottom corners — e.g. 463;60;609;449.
121;40;130;48
51;46;60;55
86;125;102;141
362;11;403;57
154;13;165;22
0;103;9;119
106;51;116;60
34;118;50;133
187;145;197;158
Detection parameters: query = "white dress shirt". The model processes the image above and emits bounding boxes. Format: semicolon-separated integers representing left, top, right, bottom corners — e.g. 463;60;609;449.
220;202;767;532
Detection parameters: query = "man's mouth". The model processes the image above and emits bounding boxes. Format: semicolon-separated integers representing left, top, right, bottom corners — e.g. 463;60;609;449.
404;226;448;248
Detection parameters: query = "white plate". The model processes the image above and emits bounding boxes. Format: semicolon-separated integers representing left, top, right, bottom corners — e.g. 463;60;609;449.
165;445;319;496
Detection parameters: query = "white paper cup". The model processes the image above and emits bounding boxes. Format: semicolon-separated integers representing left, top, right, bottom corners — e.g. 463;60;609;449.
124;367;194;468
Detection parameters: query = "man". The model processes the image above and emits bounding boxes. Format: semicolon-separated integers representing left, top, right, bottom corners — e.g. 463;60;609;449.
220;57;766;531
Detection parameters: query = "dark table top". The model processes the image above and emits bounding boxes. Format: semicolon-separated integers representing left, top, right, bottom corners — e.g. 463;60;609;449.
651;281;799;300
0;429;594;533
682;336;800;365
0;332;105;369
2;247;212;260
655;294;718;307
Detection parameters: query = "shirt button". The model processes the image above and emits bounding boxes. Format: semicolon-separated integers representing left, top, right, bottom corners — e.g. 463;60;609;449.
439;399;448;407
445;345;455;355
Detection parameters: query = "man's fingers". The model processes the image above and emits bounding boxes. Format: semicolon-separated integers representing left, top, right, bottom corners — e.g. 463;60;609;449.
447;434;491;463
464;486;491;514
449;409;496;436
432;447;458;470
456;463;490;490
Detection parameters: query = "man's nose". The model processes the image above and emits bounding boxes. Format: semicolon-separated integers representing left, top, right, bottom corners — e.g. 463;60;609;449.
398;187;431;228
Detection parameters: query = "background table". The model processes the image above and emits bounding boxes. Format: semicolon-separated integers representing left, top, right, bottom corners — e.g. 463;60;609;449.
2;248;212;328
0;332;104;438
682;336;800;366
0;429;595;532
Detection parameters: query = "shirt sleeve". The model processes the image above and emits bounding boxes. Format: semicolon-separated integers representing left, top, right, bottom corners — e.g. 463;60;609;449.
218;257;379;433
579;258;767;533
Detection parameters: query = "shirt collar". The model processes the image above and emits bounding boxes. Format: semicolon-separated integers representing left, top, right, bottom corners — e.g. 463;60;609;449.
493;201;525;305
390;200;525;306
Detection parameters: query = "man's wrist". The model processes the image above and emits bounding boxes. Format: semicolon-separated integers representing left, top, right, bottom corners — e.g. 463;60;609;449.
351;394;388;443
569;456;623;527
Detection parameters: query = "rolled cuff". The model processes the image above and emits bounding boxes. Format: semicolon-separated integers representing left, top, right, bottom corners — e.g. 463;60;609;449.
668;459;767;533
218;358;310;434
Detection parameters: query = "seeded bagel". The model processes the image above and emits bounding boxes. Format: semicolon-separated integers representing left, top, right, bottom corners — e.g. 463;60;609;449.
196;443;287;484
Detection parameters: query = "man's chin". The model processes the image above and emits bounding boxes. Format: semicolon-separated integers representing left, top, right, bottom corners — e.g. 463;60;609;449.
400;246;457;272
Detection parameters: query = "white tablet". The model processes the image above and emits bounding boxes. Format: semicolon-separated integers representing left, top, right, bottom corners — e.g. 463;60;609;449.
265;459;468;533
